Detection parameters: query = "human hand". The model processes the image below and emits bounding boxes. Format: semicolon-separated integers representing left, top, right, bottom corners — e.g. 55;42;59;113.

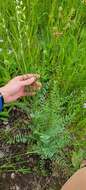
0;74;42;103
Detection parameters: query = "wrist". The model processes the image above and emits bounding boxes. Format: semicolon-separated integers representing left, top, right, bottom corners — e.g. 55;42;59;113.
0;87;8;103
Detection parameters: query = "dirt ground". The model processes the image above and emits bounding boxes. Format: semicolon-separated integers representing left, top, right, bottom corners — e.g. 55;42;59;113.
0;108;67;190
0;172;61;190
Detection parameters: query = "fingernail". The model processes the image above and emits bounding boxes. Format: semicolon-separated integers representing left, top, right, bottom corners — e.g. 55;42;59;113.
30;77;36;83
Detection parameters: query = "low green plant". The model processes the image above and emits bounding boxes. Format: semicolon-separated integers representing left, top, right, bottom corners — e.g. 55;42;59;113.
31;81;70;158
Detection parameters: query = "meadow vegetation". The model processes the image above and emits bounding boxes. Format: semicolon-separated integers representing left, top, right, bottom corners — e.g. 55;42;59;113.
0;0;86;176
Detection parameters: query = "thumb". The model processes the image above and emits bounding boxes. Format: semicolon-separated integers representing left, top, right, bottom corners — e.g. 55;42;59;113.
21;77;36;86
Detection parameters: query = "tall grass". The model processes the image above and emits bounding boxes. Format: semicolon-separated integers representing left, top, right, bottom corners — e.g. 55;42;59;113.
0;0;86;171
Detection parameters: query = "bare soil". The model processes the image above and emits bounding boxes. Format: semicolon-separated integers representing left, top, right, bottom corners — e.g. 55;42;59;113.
0;108;67;190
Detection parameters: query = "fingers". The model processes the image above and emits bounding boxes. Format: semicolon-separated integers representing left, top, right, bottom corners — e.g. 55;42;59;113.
18;74;40;81
20;73;42;88
31;81;42;90
24;82;42;94
21;77;37;86
21;81;42;97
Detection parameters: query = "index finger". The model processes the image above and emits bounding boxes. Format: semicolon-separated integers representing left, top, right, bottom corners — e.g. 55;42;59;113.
18;74;40;81
21;77;37;86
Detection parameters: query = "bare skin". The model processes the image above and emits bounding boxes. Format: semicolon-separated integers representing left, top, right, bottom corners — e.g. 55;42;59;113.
61;167;86;190
0;74;42;103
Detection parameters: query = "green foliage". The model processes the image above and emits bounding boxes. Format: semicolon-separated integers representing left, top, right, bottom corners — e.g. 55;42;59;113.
0;0;86;173
72;150;84;169
31;81;70;158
